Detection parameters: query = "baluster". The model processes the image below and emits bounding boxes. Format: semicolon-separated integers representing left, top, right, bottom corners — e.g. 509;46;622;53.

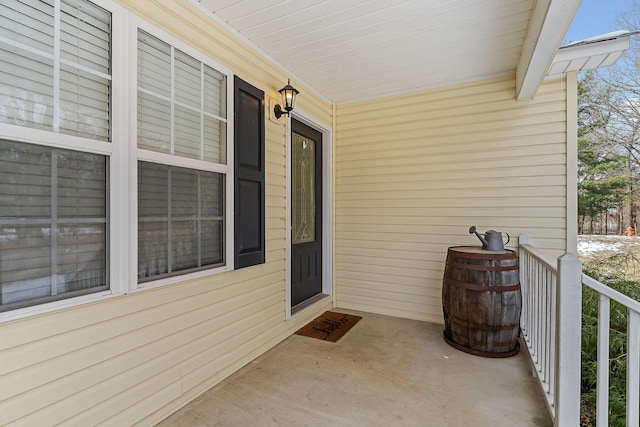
627;310;639;426
596;294;610;427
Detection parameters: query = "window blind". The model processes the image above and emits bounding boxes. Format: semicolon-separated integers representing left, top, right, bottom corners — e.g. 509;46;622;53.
0;0;111;141
137;162;223;281
0;139;107;311
137;30;226;164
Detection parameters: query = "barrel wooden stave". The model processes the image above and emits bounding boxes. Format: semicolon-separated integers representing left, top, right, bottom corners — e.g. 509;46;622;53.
442;246;521;357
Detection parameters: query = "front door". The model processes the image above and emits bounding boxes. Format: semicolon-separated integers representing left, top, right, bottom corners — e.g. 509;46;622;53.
291;119;323;307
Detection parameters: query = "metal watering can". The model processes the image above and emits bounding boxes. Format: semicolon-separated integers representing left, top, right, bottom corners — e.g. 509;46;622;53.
468;226;510;251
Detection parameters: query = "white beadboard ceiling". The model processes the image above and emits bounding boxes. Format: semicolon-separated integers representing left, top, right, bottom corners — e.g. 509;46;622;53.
196;0;573;103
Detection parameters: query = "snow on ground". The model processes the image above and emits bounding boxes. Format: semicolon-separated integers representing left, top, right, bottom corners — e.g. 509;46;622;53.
577;235;640;256
578;238;625;255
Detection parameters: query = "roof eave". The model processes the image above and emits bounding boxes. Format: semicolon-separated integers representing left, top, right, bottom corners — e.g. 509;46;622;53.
545;32;630;79
515;0;581;100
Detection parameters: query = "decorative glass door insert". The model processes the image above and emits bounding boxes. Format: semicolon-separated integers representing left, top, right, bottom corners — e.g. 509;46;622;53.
292;133;315;244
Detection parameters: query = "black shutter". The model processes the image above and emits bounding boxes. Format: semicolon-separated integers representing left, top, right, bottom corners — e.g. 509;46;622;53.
234;76;265;269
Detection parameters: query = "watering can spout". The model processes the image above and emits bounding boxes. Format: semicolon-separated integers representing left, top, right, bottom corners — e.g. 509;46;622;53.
469;226;488;247
468;226;510;251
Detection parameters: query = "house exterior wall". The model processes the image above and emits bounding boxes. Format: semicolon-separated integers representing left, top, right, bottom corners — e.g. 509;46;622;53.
334;75;573;323
0;1;333;425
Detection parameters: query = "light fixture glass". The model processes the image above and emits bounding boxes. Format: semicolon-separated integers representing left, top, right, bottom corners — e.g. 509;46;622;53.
274;79;299;119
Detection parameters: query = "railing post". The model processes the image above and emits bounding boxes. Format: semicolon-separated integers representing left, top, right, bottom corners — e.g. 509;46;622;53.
555;253;582;427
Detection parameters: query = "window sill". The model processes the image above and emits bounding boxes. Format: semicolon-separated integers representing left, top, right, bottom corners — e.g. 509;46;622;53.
0;290;116;324
0;266;232;324
135;264;232;291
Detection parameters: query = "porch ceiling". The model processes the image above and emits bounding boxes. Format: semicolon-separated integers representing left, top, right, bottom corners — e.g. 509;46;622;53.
195;0;580;103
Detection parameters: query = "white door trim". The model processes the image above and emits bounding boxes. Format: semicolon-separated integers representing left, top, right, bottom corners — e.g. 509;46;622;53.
286;110;333;319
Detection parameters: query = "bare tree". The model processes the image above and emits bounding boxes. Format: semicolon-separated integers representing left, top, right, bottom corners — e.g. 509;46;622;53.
587;3;640;232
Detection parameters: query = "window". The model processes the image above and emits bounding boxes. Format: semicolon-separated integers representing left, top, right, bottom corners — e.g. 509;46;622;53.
0;1;234;314
136;30;229;282
0;0;111;312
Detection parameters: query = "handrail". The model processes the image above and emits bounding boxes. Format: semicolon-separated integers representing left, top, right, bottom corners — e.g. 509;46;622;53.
582;272;640;426
582;274;640;313
519;234;640;427
519;242;557;270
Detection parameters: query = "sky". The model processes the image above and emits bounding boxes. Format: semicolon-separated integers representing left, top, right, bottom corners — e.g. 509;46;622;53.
564;0;636;45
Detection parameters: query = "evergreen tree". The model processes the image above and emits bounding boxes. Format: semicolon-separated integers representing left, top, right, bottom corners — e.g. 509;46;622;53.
577;72;628;233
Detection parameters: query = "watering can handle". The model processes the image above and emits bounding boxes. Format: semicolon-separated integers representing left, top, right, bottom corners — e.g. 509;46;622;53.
504;232;510;245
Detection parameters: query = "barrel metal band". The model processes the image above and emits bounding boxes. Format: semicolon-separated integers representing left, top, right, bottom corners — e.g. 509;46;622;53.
444;277;521;292
447;261;518;272
445;313;520;331
443;332;521;358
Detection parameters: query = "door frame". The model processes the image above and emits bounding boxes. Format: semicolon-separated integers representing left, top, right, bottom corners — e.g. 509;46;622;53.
286;110;333;319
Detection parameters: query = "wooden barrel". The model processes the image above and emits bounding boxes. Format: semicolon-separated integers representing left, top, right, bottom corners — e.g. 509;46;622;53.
442;246;521;357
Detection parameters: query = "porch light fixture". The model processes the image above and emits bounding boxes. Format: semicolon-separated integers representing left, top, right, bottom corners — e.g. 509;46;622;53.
274;79;299;119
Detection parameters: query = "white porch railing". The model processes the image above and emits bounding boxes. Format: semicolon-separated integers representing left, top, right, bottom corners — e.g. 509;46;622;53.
518;234;640;427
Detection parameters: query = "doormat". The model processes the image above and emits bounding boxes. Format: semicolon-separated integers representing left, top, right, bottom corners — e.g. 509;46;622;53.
295;311;362;342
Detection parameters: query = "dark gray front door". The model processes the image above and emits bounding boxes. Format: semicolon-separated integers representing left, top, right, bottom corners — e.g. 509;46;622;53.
291;119;322;307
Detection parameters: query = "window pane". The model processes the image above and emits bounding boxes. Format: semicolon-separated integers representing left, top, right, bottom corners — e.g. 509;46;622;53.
204;66;225;118
171;220;197;271
60;0;111;76
0;140;51;218
0;45;54;130
175;50;201;109
138;162;168;217
0;225;52;304
60;64;110;141
174;104;201;160
138;221;168;278
137;92;171;153
201;172;223;217
0;139;108;312
171;168;197;217
202;220;223;265
58;223;107;291
57;148;107;218
138;162;224;282
137;30;170;97
204;115;226;164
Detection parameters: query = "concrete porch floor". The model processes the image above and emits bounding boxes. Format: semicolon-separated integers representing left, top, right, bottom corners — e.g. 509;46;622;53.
158;310;552;427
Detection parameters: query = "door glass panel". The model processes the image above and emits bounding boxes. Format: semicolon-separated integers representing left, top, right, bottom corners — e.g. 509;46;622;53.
292;132;315;244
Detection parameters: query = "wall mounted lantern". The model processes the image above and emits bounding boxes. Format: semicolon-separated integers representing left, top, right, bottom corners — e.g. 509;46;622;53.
274;79;299;119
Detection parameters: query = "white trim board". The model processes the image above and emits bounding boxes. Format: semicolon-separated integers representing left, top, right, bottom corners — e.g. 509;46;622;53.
286;110;333;320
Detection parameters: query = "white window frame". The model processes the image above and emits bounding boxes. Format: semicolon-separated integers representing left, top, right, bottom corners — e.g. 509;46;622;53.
0;1;235;321
130;18;234;291
0;0;125;321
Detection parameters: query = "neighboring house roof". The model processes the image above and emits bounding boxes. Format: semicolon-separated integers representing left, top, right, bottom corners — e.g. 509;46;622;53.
546;31;631;79
193;0;614;103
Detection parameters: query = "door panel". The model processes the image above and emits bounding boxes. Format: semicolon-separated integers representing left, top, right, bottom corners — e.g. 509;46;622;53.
291;119;322;307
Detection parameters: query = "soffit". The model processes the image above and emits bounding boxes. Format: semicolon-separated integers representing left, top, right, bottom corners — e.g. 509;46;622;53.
197;0;536;103
546;31;631;79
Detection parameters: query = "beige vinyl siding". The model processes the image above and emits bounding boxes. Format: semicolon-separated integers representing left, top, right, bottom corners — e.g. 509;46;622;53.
334;75;571;323
0;1;332;425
